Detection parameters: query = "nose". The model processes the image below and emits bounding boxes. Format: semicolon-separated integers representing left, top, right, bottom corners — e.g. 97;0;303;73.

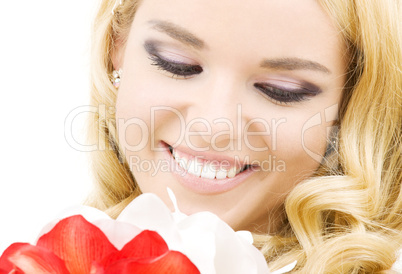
183;74;250;150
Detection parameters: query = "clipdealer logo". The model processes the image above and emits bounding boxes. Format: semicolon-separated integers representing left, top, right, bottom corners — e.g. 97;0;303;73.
64;103;339;166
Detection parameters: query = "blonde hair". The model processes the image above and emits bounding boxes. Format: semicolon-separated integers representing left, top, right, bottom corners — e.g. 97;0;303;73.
87;0;402;272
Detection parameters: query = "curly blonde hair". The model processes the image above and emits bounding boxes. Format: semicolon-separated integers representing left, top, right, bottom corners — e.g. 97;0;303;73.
86;0;402;272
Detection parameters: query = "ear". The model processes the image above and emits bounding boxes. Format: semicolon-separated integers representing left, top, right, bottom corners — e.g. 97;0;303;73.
111;40;125;70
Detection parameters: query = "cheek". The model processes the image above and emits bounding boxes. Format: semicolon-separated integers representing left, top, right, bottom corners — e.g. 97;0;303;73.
268;112;330;174
115;86;149;153
116;82;186;154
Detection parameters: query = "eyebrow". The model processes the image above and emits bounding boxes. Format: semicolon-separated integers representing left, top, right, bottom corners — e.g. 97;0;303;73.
148;20;205;49
148;20;331;74
260;58;331;74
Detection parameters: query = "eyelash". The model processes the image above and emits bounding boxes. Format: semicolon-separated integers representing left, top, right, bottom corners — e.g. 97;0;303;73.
149;54;203;78
254;83;312;104
149;54;313;104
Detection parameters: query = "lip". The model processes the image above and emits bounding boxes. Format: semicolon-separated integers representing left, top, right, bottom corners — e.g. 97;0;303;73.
160;141;259;194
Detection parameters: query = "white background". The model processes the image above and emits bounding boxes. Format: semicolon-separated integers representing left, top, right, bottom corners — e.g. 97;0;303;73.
0;0;98;252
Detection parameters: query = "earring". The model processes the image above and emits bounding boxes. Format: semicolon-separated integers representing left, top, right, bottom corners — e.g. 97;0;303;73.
111;69;123;88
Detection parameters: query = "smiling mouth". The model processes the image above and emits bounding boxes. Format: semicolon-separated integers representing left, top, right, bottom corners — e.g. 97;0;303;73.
168;145;253;180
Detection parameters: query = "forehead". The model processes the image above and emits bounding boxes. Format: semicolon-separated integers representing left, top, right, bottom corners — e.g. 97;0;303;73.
131;0;346;74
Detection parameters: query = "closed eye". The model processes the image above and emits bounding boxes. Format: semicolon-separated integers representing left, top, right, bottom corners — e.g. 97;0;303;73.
148;54;203;78
254;83;318;104
144;40;203;78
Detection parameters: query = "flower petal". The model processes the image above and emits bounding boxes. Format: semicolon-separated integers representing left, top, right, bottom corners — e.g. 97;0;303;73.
37;205;113;239
271;261;297;274
38;205;142;250
101;230;169;266
0;243;27;272
177;212;270;274
0;243;69;273
37;215;118;274
104;250;200;274
120;230;169;258
117;194;183;250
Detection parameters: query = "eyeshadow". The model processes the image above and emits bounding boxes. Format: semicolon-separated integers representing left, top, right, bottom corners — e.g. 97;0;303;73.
143;40;159;55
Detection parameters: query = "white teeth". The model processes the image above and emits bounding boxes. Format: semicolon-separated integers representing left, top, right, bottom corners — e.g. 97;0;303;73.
172;150;188;170
227;166;237;178
200;163;218;179
178;157;188;170
215;169;228;179
172;149;177;159
171;148;243;180
187;158;203;177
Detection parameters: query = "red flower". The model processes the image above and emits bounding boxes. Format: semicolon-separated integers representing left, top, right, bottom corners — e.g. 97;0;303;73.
0;215;199;274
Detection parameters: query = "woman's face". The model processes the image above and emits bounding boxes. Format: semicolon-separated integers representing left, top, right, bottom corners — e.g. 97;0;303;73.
114;0;346;232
